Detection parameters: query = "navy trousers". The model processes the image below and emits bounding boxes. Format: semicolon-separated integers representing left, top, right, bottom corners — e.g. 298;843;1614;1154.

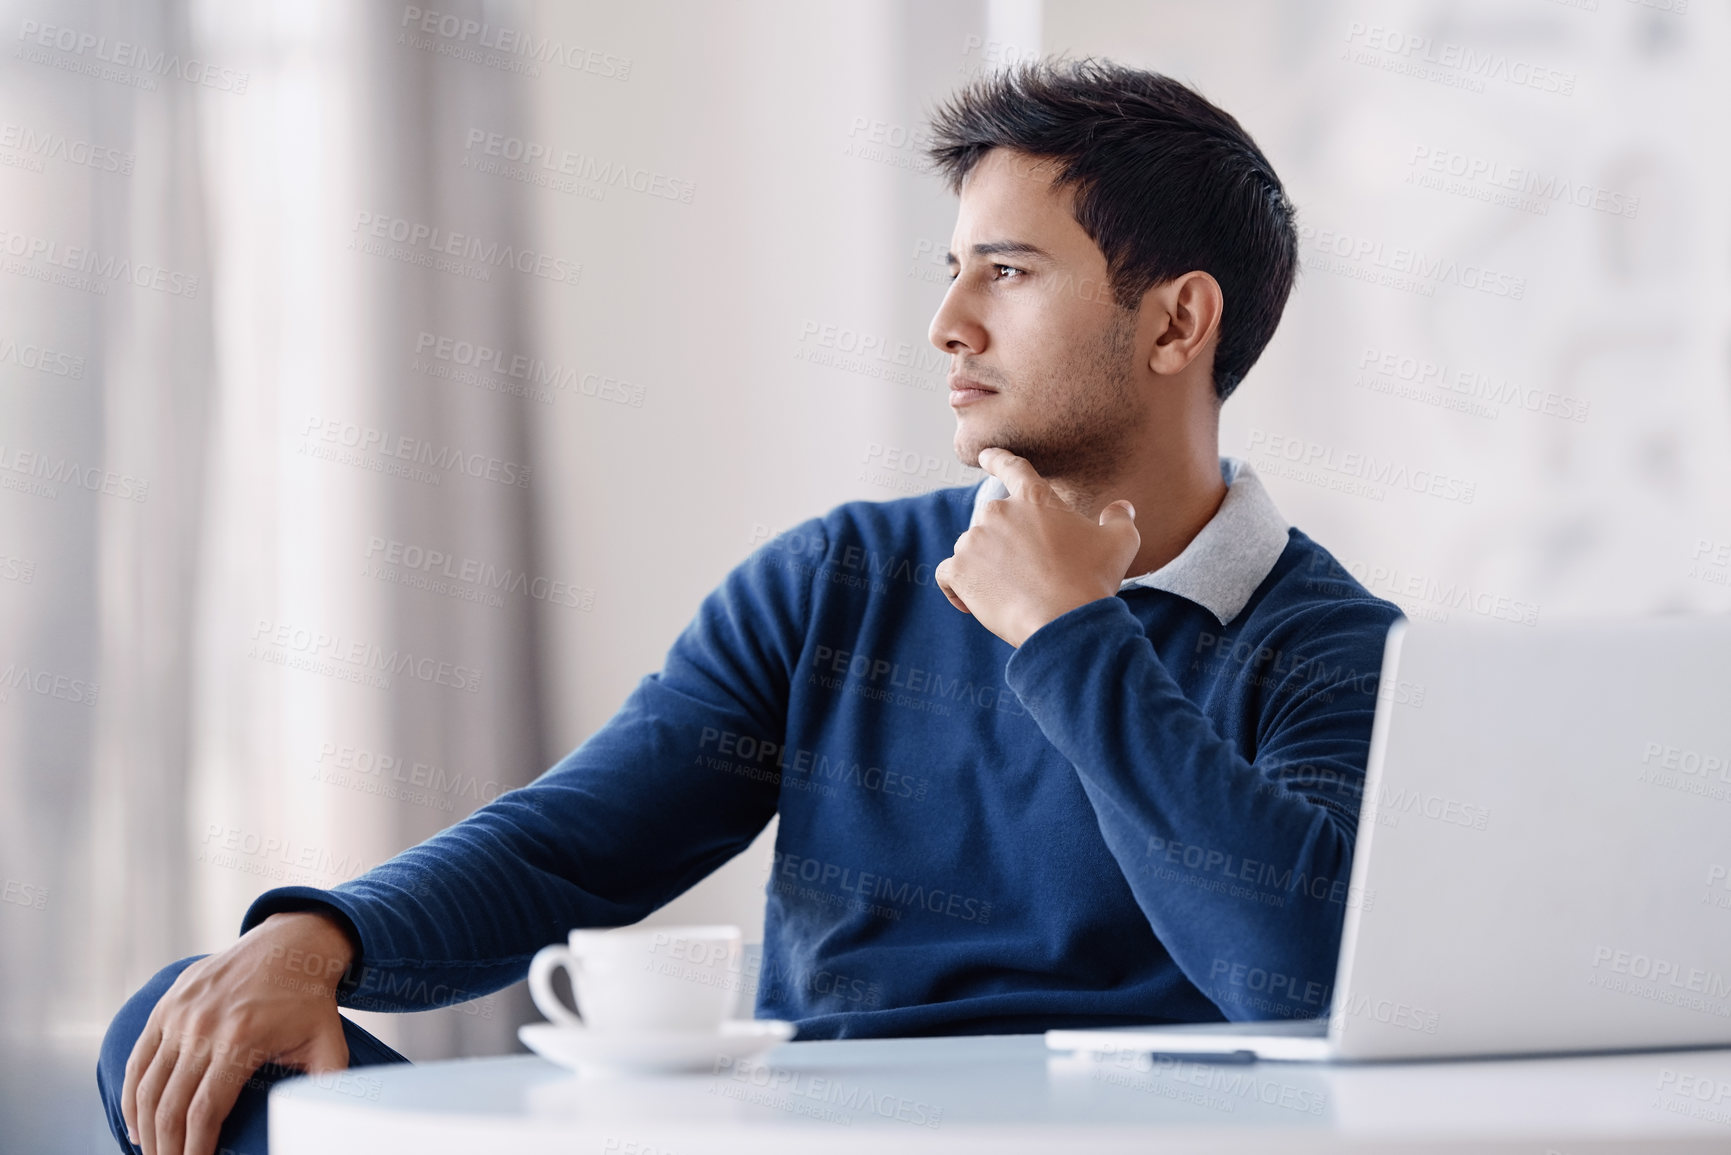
97;956;411;1155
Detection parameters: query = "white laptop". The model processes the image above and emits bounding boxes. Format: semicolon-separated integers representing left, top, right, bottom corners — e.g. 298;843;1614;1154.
1047;616;1731;1062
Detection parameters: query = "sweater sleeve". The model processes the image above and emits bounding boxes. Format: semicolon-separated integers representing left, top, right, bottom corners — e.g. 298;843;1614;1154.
1002;594;1399;1022
240;522;820;1012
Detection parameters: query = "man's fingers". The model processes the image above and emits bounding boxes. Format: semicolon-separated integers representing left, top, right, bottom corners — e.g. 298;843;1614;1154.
978;447;1058;506
1099;500;1141;569
1098;499;1137;529
933;557;971;614
122;1017;164;1145
149;1034;214;1155
183;1049;253;1155
301;1019;350;1074
133;1031;182;1155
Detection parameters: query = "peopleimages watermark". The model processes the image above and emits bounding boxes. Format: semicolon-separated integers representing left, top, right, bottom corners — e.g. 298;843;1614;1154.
1190;629;1426;713
807;641;1029;720
605;1135;692;1155
1253;758;1366;804
1307;554;1542;628
0;225;200;298
749;524;944;597
1654;1068;1731;1130
0;120;132;175
248;618;482;693
1361;784;1491;832
0;554;35;584
1087;1049;1327;1116
14;19;249;93
1705;864;1731;913
603;1140;685;1155
710;1056;944;1129
1639;740;1731;804
1;877;49;911
363;535;594;611
197;823;378;887
1354;346;1588;425
747;526;951;602
349;211;581;287
1589;945;1731;1017
312;740;505;811
795;318;947;393
907;237;951;285
695;725;932;801
1296;224;1526;301
1145;834;1375;912
756;953;884;1010
0;660;98;707
398;7;632;80
412;330;644;408
0;444;149;503
956;32;1036;77
1688;538;1730;589
0;334;85;379
859;441;981;496
461;128;695;205
1246;428;1477;505
1341;991;1441;1034
768;851;994;925
1206;958;1333;1020
344;967;499;1018
298;415;532;489
842;114;937;174
1342;21;1577;97
1406;145;1638;219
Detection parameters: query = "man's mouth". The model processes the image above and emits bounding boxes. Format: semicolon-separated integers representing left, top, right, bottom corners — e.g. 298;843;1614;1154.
948;377;998;408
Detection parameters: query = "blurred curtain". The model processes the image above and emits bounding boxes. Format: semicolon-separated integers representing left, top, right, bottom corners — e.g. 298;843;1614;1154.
2;0;217;1042
2;0;547;1062
171;0;547;1059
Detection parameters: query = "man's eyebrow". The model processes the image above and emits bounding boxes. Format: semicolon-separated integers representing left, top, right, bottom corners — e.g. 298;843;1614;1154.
944;240;1056;267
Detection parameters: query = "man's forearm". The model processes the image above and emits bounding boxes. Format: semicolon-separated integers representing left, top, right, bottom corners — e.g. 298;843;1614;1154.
239;521;814;1012
1004;596;1386;1019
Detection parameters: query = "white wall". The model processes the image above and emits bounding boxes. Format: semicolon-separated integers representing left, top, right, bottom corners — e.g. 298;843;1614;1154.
1046;0;1731;621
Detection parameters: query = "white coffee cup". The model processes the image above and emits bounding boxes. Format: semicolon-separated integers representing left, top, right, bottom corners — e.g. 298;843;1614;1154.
528;924;743;1033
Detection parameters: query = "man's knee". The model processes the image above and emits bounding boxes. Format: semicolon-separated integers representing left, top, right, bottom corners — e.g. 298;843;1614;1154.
96;955;209;1143
93;952;409;1154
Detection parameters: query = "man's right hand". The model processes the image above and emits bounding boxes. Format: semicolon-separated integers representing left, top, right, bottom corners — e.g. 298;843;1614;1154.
121;911;357;1155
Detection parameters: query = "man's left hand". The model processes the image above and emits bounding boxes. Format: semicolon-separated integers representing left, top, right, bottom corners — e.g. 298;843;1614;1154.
934;448;1141;647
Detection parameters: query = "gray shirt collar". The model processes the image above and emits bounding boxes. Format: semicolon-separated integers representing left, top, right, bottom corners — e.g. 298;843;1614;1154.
967;456;1290;627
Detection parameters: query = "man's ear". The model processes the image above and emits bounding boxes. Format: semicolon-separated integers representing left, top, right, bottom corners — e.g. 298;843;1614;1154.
1141;270;1224;378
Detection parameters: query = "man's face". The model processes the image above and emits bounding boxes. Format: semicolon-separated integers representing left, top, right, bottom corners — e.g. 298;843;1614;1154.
929;147;1142;483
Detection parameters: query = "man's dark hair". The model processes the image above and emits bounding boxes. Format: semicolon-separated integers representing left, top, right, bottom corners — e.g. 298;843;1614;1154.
925;56;1298;402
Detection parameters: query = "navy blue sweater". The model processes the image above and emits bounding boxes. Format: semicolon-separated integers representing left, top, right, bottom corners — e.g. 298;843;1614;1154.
244;482;1401;1036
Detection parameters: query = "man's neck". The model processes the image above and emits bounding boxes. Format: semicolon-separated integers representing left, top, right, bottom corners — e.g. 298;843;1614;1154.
1045;442;1228;581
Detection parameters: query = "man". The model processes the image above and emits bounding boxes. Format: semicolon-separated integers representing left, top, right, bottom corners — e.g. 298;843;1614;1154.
100;57;1400;1155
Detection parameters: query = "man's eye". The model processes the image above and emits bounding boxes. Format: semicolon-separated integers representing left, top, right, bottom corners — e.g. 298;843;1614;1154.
945;264;1023;284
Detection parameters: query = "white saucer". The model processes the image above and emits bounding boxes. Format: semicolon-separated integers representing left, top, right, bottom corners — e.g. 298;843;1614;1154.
519;1019;795;1075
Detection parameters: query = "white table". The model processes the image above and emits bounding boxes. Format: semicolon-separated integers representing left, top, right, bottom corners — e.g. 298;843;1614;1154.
271;1033;1731;1154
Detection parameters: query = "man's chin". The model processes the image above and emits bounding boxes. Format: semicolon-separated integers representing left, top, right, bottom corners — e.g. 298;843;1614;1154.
952;432;992;471
955;425;1031;469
